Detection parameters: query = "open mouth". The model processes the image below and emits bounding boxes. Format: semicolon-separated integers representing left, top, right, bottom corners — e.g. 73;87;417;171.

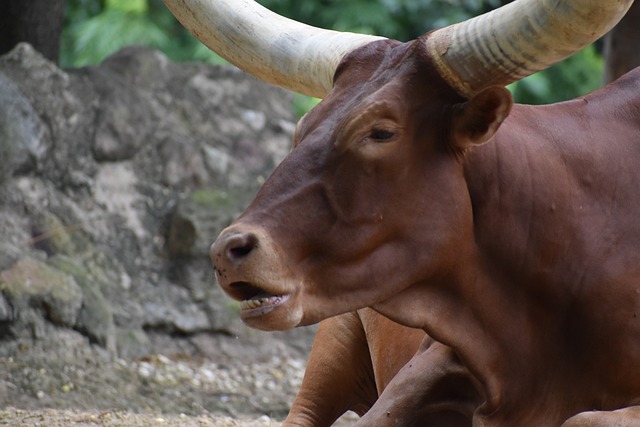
229;282;290;318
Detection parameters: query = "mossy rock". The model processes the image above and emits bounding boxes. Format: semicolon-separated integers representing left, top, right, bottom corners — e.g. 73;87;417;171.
167;188;243;258
49;255;116;352
0;257;83;327
116;328;151;359
30;211;91;257
188;188;239;210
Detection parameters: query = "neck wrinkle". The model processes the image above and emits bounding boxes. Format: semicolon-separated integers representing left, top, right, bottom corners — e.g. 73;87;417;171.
371;244;511;415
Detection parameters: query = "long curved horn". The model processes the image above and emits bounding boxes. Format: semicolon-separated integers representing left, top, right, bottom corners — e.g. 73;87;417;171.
426;0;634;97
162;0;384;98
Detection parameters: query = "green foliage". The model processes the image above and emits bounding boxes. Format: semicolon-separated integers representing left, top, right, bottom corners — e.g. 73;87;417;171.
509;45;604;104
292;93;321;119
62;0;161;66
61;0;225;67
106;0;148;14
61;0;604;107
260;0;502;40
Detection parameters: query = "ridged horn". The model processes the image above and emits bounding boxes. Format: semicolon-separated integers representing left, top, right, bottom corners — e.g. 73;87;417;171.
425;0;634;97
162;0;384;98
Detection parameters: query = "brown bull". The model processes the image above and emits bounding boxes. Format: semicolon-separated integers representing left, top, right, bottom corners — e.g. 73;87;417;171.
163;0;640;425
283;309;480;427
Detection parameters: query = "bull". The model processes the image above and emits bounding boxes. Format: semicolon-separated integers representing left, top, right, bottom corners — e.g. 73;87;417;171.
163;0;640;425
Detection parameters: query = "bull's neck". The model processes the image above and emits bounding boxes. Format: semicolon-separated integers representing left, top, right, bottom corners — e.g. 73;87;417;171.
455;115;596;423
380;96;640;424
377;123;586;423
371;243;523;418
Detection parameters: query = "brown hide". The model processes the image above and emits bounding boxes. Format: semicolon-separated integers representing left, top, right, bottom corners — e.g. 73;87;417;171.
283;311;379;427
355;328;481;427
211;36;640;425
283;309;480;427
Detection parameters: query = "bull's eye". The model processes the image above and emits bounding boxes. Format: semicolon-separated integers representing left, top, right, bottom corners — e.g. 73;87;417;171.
370;128;395;142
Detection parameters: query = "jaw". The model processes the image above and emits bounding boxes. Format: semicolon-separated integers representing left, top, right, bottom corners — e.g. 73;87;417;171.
241;298;304;331
217;258;432;332
212;225;433;331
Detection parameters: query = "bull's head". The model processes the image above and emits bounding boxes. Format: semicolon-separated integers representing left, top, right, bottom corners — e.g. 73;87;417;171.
164;0;632;331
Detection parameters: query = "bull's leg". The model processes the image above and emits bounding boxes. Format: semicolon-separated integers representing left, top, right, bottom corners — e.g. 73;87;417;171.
282;311;378;427
352;336;481;427
357;308;425;393
561;407;640;427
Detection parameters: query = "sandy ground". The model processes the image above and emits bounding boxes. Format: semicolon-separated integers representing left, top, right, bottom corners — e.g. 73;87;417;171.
0;406;358;426
5;406;328;427
0;407;282;427
0;342;359;427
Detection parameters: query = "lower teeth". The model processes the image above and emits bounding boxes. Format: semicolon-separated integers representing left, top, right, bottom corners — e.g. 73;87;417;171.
241;296;280;310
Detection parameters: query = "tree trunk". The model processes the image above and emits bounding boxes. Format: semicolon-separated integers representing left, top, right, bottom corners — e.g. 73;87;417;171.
603;1;640;84
0;0;67;64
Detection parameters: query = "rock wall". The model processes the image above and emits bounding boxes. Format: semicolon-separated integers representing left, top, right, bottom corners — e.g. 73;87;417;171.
0;43;313;364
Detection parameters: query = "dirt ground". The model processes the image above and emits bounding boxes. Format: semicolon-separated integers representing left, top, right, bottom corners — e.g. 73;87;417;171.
0;407;358;427
0;407;281;427
0;332;358;427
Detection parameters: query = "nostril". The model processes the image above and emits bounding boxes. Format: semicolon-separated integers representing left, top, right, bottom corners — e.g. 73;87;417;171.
229;244;252;259
225;232;258;262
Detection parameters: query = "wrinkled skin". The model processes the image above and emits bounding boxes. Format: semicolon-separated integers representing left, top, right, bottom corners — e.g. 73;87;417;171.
212;35;640;426
354;330;481;427
283;309;480;427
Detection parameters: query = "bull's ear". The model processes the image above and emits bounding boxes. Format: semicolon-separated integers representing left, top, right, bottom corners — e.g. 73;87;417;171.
451;86;513;149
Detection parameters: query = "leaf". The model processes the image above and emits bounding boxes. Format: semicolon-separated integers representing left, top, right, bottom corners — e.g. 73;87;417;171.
106;0;148;14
